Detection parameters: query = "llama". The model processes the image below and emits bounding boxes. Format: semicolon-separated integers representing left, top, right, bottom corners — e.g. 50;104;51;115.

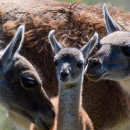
0;0;130;129
87;4;130;130
0;25;55;130
30;30;97;130
48;29;98;130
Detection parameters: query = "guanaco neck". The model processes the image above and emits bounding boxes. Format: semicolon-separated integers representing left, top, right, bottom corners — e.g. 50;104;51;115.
119;80;130;95
119;79;130;113
57;74;84;130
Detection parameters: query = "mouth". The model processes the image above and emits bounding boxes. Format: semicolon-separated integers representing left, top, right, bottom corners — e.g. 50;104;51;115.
22;110;51;129
10;106;50;129
35;114;49;129
86;66;108;82
87;73;104;82
10;106;34;123
60;76;70;82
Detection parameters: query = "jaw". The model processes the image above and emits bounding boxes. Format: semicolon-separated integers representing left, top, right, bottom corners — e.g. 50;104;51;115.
86;66;128;82
9;111;53;130
59;75;74;85
86;65;108;82
86;70;107;82
60;76;70;83
87;74;103;82
118;79;130;95
60;77;81;86
0;90;55;130
87;67;130;94
87;72;125;82
8;110;31;129
8;106;54;130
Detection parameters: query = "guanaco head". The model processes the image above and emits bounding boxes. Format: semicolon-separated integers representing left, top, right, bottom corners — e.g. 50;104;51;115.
0;25;55;130
86;4;130;82
48;30;98;86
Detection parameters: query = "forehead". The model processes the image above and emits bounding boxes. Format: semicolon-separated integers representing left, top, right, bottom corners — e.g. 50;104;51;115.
55;48;84;61
13;55;36;73
100;31;130;46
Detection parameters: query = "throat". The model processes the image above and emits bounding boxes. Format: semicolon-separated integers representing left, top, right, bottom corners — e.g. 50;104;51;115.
119;79;130;95
57;83;82;130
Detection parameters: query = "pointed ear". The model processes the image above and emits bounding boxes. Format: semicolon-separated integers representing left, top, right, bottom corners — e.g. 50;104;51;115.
103;4;122;34
1;25;25;68
81;32;98;61
48;30;63;54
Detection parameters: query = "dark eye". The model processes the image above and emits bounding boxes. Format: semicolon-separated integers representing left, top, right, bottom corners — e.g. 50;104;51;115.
77;62;83;69
20;76;38;89
54;59;58;67
121;46;130;57
96;42;101;49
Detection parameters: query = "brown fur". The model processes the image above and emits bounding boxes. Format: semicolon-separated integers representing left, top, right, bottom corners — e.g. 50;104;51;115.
0;0;130;129
0;25;55;130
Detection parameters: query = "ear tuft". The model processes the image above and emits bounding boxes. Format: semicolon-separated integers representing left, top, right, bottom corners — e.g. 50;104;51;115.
1;25;25;70
103;4;122;34
81;32;98;61
12;25;25;54
48;29;63;54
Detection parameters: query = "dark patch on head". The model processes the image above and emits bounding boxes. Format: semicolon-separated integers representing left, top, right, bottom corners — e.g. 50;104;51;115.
0;2;130;130
55;47;83;61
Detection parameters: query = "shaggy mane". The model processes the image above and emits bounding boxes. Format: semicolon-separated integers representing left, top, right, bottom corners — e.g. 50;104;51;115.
0;1;130;129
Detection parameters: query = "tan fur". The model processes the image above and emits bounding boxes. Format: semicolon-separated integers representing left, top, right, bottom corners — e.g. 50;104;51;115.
0;1;130;130
31;96;93;130
52;96;93;130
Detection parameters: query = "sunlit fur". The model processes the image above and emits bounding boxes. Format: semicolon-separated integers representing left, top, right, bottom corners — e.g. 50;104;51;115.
48;30;97;130
0;1;130;130
87;4;130;130
0;26;55;130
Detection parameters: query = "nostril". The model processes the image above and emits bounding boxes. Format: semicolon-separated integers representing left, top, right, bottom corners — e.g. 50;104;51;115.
60;72;68;78
88;58;101;67
92;61;99;66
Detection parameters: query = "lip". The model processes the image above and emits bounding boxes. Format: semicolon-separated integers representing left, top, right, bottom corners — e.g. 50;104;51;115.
10;106;49;129
87;73;104;82
35;114;49;129
21;110;50;129
60;76;69;82
21;110;35;123
10;106;34;123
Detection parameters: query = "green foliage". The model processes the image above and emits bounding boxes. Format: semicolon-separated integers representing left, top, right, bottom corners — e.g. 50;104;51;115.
58;0;130;12
0;106;16;130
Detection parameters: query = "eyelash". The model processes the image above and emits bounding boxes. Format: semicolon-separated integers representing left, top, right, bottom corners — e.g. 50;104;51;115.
96;42;101;49
54;60;58;67
121;46;130;57
77;62;83;69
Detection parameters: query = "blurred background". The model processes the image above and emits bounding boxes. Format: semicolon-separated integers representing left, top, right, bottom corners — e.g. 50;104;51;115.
82;0;130;12
58;0;130;12
0;0;130;130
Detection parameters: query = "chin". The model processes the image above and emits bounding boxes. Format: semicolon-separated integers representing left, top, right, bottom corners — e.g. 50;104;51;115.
87;76;101;82
102;75;122;81
106;78;121;82
60;79;70;84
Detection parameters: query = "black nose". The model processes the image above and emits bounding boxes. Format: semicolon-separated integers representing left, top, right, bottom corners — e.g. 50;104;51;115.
60;71;69;78
88;58;102;67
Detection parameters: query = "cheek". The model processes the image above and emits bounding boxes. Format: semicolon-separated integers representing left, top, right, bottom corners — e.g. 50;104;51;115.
107;52;125;66
70;69;81;79
69;70;76;78
105;64;128;79
56;65;62;74
56;69;60;78
108;63;127;74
